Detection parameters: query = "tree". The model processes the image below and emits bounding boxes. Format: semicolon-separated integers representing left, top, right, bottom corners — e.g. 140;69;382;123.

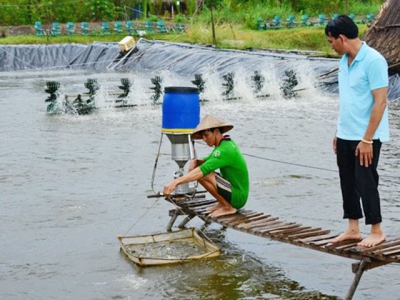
83;0;117;21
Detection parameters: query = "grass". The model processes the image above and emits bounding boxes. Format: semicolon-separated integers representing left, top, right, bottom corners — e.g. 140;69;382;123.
0;23;368;59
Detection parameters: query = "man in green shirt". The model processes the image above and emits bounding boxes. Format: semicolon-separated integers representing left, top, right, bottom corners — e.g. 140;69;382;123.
163;115;249;218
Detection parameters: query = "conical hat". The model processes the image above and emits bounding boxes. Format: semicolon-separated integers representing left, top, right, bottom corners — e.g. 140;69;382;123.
191;114;234;139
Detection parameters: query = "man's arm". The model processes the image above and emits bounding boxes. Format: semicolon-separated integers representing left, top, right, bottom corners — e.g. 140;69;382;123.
356;87;388;167
188;159;205;172
364;87;388;140
163;167;204;196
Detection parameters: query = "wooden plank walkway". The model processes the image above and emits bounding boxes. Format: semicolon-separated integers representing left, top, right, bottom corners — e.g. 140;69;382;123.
164;196;400;299
167;197;400;265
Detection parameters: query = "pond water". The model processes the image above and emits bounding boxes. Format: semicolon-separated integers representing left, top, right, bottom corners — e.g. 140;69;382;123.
1;58;399;300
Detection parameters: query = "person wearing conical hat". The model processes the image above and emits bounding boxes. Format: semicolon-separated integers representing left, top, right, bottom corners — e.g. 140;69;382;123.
163;114;249;218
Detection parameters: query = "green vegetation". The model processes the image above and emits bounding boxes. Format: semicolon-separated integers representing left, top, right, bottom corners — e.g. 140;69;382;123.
0;0;384;25
0;0;382;54
0;24;369;58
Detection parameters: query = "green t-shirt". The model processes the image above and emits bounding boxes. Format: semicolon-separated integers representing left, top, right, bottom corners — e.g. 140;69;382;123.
199;139;249;209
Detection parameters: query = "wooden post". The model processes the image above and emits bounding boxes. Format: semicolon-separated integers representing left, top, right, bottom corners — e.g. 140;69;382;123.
345;260;367;300
210;2;216;46
167;209;180;231
178;214;195;228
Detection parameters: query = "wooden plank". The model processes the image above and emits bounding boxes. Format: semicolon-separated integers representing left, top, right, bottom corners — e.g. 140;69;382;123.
287;229;331;240
251;221;287;233
190;203;216;212
229;212;264;227
272;226;312;237
214;214;246;225
324;239;362;250
269;224;306;236
249;220;287;231
186;200;217;208
168;209;186;217
180;196;212;206
298;233;339;244
246;213;271;222
285;228;321;238
267;223;302;234
217;209;253;219
352;260;389;273
310;237;340;247
373;245;400;256
378;248;400;256
183;198;216;205
222;214;261;227
333;242;360;252
164;197;400;265
216;211;255;225
359;239;400;254
232;215;273;229
192;207;210;214
239;217;280;230
258;222;297;234
230;213;268;227
237;216;277;228
202;209;251;221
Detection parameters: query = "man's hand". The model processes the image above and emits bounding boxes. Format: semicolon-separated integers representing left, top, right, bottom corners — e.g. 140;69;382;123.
163;181;177;196
355;142;373;167
333;136;337;154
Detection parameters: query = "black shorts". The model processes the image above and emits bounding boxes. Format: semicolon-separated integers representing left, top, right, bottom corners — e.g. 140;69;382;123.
215;173;232;203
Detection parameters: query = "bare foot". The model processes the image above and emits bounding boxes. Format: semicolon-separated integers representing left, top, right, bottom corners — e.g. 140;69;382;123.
209;206;236;218
328;230;362;244
357;233;386;247
206;204;222;212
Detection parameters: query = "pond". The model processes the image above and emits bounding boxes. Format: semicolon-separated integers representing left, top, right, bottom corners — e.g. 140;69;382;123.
1;42;399;299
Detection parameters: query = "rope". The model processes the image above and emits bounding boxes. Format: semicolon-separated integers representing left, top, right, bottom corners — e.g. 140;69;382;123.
123;197;160;236
243;152;337;173
195;140;400;180
242;152;400;180
151;133;164;195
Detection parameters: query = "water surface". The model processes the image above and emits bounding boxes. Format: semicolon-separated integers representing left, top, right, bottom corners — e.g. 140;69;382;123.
1;67;399;300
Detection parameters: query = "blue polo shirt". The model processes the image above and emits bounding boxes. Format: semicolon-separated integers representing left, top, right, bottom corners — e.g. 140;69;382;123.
337;42;389;142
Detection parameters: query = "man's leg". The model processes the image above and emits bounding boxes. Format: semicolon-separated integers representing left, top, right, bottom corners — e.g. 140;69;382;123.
358;223;385;247
198;172;236;217
330;139;362;243
329;219;361;243
356;140;385;247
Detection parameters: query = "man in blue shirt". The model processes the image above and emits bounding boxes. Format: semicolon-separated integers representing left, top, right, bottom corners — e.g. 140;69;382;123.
325;15;389;247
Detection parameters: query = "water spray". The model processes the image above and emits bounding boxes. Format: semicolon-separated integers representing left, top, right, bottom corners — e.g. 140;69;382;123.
281;70;299;99
251;71;265;94
44;78;136;115
222;72;235;99
150;76;163;105
44;69;303;115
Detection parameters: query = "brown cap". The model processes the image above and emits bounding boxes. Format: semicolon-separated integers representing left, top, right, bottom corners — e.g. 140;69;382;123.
191;114;233;139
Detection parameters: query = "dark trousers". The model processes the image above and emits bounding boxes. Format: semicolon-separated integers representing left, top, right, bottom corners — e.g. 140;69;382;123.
336;138;382;225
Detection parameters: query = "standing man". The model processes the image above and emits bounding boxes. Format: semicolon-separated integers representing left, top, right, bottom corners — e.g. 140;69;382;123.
163;114;249;218
325;15;389;247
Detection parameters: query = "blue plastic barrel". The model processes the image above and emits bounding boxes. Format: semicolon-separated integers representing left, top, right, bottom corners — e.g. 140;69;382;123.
162;87;200;133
